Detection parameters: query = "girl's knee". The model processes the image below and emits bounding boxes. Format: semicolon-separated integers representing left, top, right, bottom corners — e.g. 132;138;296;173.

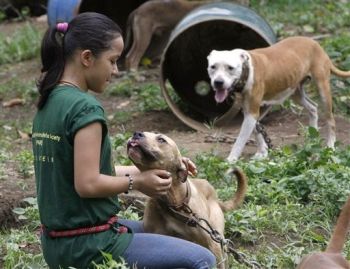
195;248;216;269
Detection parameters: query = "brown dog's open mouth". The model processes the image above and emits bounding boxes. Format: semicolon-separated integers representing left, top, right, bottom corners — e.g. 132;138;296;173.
127;140;158;162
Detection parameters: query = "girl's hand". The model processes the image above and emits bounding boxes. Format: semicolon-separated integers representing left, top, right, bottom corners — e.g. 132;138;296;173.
182;157;197;177
133;169;172;197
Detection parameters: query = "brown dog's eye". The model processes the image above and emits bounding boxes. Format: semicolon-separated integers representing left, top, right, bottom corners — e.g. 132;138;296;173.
157;137;167;143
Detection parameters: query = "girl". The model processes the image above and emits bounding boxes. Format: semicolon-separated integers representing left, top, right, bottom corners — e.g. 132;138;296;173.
32;12;216;269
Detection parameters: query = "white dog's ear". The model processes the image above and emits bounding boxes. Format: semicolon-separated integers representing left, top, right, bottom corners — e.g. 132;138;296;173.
240;52;249;62
207;50;217;60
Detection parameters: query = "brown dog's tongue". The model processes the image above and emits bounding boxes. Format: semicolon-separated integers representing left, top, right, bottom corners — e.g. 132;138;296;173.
215;88;228;103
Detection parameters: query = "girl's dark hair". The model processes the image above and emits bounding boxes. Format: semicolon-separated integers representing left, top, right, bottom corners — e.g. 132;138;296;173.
37;12;122;109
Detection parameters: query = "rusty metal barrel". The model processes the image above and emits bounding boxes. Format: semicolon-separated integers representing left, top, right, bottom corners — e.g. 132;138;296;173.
160;2;276;132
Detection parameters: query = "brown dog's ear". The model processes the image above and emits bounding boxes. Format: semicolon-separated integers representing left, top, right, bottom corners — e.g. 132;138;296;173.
177;162;188;183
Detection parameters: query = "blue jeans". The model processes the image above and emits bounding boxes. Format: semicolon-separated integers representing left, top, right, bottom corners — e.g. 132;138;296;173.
119;219;216;269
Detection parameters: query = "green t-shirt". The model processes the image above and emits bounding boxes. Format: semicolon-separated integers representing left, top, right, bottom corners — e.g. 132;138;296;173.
32;85;132;269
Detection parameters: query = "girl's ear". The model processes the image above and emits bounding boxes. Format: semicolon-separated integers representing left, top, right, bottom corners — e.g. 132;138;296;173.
80;49;94;67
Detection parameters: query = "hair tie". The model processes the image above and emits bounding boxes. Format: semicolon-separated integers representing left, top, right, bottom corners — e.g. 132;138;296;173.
56;22;69;34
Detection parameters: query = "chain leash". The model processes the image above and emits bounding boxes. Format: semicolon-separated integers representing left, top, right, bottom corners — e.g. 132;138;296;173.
255;121;273;149
204;134;255;145
193;216;262;269
225;239;262;269
165;198;263;268
204;122;272;149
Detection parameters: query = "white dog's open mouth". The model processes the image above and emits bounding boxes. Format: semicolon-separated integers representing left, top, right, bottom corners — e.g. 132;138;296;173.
215;88;229;103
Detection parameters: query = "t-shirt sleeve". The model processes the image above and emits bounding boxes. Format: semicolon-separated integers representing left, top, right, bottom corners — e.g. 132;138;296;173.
66;99;107;144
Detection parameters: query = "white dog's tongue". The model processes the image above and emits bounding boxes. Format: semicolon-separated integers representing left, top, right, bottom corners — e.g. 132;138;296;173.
215;89;228;103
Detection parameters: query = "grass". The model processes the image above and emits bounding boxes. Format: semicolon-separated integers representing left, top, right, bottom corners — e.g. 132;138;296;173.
199;128;350;268
106;78;170;124
252;0;350;37
1;0;350;268
0;22;41;65
3;129;350;268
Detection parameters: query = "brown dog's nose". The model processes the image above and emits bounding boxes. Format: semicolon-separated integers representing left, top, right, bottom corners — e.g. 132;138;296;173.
133;132;144;140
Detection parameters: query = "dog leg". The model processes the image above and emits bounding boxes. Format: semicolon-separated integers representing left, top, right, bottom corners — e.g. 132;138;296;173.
125;17;153;71
253;129;268;159
227;113;257;162
316;78;336;148
208;241;226;269
292;85;319;129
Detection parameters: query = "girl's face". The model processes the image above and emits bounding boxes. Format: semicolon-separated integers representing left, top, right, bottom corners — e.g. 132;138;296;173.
86;36;124;93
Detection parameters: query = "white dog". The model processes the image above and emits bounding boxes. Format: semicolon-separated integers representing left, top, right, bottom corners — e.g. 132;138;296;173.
207;36;350;162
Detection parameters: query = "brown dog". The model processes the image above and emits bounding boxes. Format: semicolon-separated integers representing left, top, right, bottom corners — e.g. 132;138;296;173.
124;0;205;71
207;36;350;162
127;131;248;268
296;195;350;269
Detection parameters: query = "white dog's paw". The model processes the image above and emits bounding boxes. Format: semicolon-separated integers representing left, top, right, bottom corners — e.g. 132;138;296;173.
226;155;238;163
252;151;268;160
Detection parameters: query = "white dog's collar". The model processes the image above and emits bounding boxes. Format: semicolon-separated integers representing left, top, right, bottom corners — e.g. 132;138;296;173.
233;60;249;93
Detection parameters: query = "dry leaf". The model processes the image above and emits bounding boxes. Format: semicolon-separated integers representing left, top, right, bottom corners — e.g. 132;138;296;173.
116;101;130;109
2;98;25;107
17;129;31;140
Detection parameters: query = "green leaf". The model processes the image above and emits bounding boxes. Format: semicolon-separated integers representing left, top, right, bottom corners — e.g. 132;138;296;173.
12;207;26;215
307;127;319;138
248;164;266;174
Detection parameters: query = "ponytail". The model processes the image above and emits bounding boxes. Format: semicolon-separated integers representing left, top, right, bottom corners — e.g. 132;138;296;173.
37;26;65;109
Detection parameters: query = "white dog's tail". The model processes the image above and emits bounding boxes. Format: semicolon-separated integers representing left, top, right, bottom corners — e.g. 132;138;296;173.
219;168;247;212
331;64;350;78
326;195;350;253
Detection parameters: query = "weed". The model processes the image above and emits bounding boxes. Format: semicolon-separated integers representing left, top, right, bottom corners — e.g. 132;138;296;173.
0;77;38;102
135;84;168;112
113;111;133;125
252;0;350;37
15;150;34;179
91;253;130;269
193;127;350;268
1;227;46;269
0;22;42;65
112;132;133;165
12;197;40;230
107;79;135;97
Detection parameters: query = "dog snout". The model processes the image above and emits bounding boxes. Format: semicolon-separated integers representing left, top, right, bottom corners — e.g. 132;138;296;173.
133;131;144;140
214;79;224;89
